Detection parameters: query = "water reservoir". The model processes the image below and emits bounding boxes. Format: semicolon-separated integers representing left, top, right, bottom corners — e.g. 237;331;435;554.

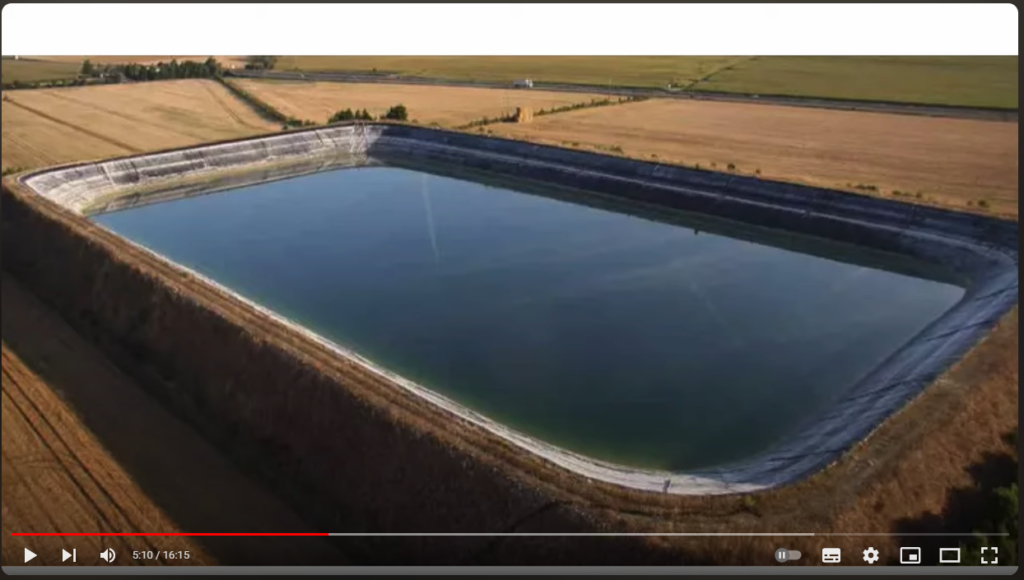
92;164;965;471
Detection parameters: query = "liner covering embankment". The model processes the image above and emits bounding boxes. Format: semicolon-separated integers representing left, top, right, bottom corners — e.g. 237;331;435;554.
5;124;1018;507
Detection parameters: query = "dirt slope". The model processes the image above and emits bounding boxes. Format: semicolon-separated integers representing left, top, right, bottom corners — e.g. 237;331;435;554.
1;274;346;566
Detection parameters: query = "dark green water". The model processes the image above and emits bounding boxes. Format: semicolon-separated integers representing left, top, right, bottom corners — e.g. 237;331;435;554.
93;166;965;470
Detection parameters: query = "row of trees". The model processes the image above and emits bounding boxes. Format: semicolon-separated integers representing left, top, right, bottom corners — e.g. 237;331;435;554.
81;57;222;82
328;104;408;123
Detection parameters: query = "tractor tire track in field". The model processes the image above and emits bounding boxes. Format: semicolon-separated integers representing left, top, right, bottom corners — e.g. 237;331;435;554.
3;98;140;154
2;350;166;561
1;275;347;567
40;90;214;144
1;131;59;168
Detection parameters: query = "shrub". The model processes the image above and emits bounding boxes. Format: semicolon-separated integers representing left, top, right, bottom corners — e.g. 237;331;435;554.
978;199;991;209
959;429;1017;565
384;104;409;121
329;109;356;123
727;163;736;172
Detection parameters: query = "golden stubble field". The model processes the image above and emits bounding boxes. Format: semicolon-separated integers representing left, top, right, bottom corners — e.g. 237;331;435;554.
1;80;277;170
233;79;610;126
488;99;1020;217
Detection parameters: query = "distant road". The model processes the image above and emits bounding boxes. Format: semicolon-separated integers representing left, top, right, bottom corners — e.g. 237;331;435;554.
226;70;1018;123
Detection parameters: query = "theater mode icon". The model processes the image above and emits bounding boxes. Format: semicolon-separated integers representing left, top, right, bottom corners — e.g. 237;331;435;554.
940;548;961;564
822;548;841;563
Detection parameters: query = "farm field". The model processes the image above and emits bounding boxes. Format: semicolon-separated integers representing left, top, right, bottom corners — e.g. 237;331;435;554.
1;79;277;171
2;338;211;566
486;98;1020;217
273;56;1019;109
233;79;610;126
273;56;746;89
16;55;249;68
0;275;349;566
696;56;1019;110
1;59;81;84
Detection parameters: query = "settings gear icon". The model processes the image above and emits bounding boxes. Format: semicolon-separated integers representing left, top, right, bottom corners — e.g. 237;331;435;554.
862;547;880;564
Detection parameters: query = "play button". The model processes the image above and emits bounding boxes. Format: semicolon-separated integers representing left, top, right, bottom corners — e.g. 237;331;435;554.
24;548;37;563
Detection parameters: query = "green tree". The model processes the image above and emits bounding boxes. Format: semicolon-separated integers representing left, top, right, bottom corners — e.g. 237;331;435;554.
204;57;221;77
384;104;409;121
329;108;356;123
81;59;95;76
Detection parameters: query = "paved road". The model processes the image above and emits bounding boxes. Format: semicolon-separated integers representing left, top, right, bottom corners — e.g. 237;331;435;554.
227;70;1018;123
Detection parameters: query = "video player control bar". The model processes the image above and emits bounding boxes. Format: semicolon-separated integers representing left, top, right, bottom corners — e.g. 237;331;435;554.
1;567;1019;576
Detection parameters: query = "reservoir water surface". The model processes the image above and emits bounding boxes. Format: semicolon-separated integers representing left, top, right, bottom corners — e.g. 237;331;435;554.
93;166;965;470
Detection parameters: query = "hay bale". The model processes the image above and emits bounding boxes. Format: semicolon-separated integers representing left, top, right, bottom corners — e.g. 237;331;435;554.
515;106;533;124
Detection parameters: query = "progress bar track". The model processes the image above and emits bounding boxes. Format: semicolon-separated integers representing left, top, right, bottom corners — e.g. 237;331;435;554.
1;566;1018;576
12;536;1011;541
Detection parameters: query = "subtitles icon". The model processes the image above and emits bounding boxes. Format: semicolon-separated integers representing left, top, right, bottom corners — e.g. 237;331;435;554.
822;548;841;563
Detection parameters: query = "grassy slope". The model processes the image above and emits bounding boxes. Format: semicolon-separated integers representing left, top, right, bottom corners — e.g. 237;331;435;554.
1;59;81;84
274;56;747;88
698;56;1019;109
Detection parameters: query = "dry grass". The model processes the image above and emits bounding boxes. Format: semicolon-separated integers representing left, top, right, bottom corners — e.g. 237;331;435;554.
487;99;1020;217
1;80;277;171
233;79;610;127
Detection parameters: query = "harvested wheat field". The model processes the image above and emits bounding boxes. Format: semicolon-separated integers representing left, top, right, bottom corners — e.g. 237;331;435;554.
234;79;609;126
2;342;209;566
1;79;277;171
0;274;348;566
488;99;1019;217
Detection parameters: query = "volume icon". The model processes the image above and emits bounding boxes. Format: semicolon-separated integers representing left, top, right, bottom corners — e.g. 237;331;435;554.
100;548;116;563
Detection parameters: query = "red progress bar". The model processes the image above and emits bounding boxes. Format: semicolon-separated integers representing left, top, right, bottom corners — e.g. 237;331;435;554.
12;533;329;537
